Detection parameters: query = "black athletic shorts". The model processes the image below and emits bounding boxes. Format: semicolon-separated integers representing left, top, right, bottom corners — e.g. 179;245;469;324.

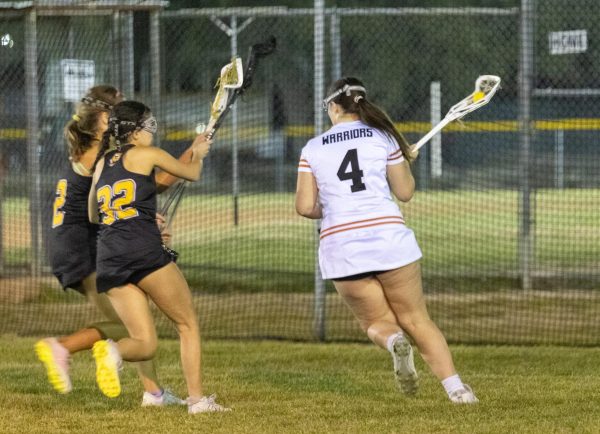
96;229;173;294
332;270;387;282
49;223;98;290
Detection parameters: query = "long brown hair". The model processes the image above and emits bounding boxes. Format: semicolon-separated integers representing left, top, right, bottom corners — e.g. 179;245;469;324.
327;77;413;163
64;85;123;161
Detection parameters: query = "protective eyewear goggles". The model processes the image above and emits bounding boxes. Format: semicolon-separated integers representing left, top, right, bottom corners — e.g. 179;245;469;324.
140;115;158;134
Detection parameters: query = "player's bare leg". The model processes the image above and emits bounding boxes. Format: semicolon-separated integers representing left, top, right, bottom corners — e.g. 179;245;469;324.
376;262;456;380
135;264;201;397
377;262;478;403
135;263;229;413
333;276;418;395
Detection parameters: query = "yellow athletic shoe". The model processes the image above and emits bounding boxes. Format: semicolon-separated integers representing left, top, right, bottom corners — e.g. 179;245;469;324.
34;338;72;394
92;339;122;398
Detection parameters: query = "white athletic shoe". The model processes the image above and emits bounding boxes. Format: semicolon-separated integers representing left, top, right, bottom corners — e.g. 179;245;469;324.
391;335;419;396
449;384;479;404
141;388;186;407
34;337;72;394
187;394;231;414
92;339;122;398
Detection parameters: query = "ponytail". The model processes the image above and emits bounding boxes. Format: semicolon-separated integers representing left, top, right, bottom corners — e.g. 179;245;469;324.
357;100;413;163
64;117;97;161
326;77;414;163
64;85;122;162
92;129;113;170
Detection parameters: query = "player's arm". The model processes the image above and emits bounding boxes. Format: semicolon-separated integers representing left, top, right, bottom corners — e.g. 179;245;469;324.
140;132;212;182
295;172;322;219
155;146;194;193
387;160;415;202
88;158;104;224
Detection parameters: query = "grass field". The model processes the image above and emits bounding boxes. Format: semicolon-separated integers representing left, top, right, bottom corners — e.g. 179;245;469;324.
3;286;600;345
3;189;600;279
1;336;600;433
1;189;600;345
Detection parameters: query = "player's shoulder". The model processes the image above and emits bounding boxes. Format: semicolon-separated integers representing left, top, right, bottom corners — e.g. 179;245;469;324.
124;144;165;162
304;123;346;149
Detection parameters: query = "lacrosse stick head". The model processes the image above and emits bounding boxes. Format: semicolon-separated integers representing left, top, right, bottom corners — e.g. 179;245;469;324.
240;36;277;92
220;57;244;89
210;56;244;122
447;75;501;121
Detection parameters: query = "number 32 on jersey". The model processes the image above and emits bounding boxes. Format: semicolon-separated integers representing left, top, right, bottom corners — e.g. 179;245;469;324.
97;179;139;225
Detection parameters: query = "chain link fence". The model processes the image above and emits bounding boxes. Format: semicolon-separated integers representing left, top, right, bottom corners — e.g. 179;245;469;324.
1;1;599;345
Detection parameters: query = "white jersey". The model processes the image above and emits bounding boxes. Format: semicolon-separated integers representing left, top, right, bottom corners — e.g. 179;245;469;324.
298;120;422;279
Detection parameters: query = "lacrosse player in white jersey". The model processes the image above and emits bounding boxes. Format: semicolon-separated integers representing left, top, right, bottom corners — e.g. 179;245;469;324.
296;77;477;404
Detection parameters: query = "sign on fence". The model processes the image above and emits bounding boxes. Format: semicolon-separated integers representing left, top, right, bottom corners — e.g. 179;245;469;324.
548;30;588;55
60;59;95;102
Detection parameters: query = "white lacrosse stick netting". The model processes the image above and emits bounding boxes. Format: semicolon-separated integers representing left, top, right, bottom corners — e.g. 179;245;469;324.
196;57;244;135
413;75;501;151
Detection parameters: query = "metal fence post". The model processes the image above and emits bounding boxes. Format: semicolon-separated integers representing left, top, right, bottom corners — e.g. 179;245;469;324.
112;10;134;99
150;10;162;147
330;8;341;82
207;14;253;226
313;0;326;341
554;129;564;189
230;16;240;226
518;0;534;290
112;11;121;92
430;81;442;178
122;11;135;98
25;8;41;276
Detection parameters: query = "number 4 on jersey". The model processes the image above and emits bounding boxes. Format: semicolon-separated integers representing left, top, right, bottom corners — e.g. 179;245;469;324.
337;148;366;192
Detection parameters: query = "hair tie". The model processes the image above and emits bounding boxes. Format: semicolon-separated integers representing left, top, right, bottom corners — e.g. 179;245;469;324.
72;114;81;122
354;95;364;103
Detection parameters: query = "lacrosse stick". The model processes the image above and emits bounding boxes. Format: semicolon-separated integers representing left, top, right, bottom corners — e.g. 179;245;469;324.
159;36;277;225
413;75;501;151
158;57;244;226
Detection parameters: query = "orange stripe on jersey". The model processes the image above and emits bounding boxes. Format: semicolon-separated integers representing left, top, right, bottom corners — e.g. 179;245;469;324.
320;219;405;240
321;215;403;233
298;158;311;169
320;216;404;237
388;149;403;161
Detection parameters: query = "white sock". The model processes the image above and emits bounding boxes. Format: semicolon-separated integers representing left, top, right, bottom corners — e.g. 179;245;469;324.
386;331;404;353
441;374;464;396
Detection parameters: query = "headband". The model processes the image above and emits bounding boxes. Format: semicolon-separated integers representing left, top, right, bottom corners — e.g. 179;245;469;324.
81;96;113;111
322;84;367;110
109;115;158;144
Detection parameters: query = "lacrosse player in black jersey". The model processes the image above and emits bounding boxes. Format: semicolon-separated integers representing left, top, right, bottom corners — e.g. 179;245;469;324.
36;86;185;407
88;100;229;414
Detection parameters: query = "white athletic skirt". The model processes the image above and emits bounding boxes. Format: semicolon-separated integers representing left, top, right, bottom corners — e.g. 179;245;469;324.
318;224;422;279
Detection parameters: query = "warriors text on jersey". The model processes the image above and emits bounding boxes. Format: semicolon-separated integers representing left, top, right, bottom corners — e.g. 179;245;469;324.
298;120;422;279
49;165;98;289
95;144;171;293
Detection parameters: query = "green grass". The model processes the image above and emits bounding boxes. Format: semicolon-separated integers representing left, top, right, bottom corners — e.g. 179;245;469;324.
2;336;600;433
6;290;600;345
3;189;600;291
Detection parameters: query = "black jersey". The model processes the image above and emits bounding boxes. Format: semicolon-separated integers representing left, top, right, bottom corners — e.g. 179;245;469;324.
95;144;171;293
49;165;98;290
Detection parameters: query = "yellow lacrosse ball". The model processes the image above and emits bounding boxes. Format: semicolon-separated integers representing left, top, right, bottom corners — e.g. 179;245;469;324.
473;91;485;102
